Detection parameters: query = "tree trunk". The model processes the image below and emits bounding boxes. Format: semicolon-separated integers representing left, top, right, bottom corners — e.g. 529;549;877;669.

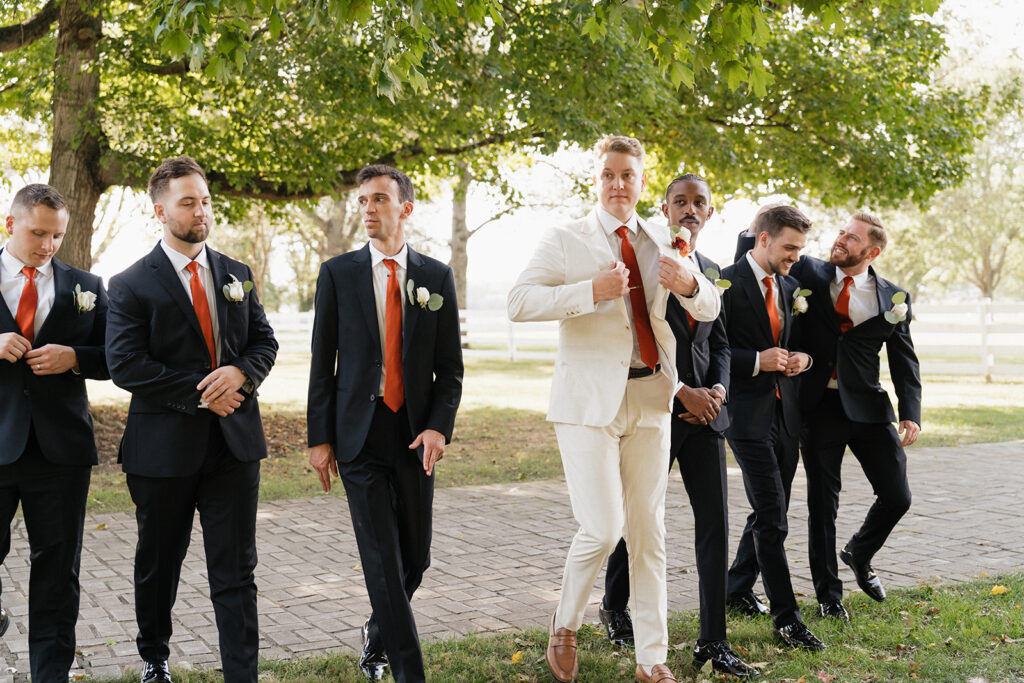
448;163;472;309
48;0;105;271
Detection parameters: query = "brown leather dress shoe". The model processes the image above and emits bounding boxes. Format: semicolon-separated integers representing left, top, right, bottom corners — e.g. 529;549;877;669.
635;663;679;682
546;613;578;682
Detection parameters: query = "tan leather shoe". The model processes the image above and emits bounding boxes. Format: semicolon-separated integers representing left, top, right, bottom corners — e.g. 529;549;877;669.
546;612;578;682
635;663;679;683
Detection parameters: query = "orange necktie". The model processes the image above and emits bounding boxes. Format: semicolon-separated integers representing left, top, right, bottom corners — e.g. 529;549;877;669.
15;267;37;343
832;276;854;379
763;276;780;344
186;261;217;370
685;310;697;337
616;227;658;370
383;259;404;412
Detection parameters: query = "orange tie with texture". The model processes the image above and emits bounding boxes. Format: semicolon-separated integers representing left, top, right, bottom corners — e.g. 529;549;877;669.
615;226;658;370
15;267;37;342
832;275;854;379
383;259;404;412
764;276;781;399
186;261;217;370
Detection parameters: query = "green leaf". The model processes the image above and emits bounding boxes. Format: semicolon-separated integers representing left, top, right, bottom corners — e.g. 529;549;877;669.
747;62;775;98
722;60;746;91
669;61;694;90
716;279;732;289
243;281;254;292
222;284;231;299
704;267;721;280
268;7;285;40
160;29;190;57
427;293;443;311
884;311;899;324
799;288;812;297
406;279;415;302
891;291;907;304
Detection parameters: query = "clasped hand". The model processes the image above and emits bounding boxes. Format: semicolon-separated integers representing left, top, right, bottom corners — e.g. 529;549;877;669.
1;333;78;374
677;385;724;425
759;348;809;375
197;365;247;416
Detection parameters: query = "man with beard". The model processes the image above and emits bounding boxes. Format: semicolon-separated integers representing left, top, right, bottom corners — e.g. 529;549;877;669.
106;156;278;682
737;212;920;620
722;205;825;650
598;174;754;677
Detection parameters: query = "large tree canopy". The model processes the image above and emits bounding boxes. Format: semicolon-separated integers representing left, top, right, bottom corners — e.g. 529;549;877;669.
0;0;981;270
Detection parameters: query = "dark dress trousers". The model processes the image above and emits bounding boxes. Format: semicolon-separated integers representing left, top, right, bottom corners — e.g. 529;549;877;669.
785;252;920;603
721;254;804;628
106;243;277;681
604;252;732;643
307;244;463;683
0;253;108;682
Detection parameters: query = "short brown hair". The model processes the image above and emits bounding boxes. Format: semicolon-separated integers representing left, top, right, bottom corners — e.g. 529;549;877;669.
593;135;645;164
356;164;415;204
148;155;208;203
9;184;67;215
851;211;887;252
753;204;812;239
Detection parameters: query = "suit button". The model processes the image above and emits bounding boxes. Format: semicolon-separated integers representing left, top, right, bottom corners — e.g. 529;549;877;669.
23;389;29;397
621;361;628;367
374;360;382;367
369;394;376;402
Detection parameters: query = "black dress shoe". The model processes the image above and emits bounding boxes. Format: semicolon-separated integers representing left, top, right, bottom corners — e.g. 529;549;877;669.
358;620;388;681
598;599;634;648
140;660;173;683
840;545;886;602
0;603;9;637
818;599;850;622
726;591;770;617
775;621;826;650
693;640;758;678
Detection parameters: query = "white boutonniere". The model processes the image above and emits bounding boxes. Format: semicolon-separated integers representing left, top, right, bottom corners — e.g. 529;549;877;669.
884;292;908;323
792;288;811;316
703;267;731;294
670;225;692;257
222;273;254;302
406;279;443;311
73;283;97;314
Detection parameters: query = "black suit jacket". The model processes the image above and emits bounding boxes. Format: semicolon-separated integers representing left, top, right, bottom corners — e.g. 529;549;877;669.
0;252;109;465
106;243;278;477
307;244;463;463
735;232;922;425
672;252;731;434
721;254;802;440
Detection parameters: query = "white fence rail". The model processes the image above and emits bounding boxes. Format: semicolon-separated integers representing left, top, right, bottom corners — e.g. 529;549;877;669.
266;299;1024;377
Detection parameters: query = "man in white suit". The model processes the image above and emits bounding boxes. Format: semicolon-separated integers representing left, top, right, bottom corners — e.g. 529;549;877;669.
508;136;719;683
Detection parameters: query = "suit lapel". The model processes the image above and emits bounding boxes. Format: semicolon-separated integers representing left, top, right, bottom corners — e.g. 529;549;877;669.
0;249;18;333
35;258;74;343
872;266;893;320
207;248;229;356
147;244;207;343
779;276;795;347
818;262;841;334
403;247;425;359
351;245;382;351
737;258;774;344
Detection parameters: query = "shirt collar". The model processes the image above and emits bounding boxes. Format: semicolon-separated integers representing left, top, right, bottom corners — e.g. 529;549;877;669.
160;239;210;274
596;206;639;237
368;241;408;271
834;266;872;289
745;250;773;284
1;248;53;280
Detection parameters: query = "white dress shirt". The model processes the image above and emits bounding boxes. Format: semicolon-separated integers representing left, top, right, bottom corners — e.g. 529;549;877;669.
368;241;408;395
828;267;878;388
160;240;221;365
1;248;55;338
745;251;784;377
596;206;662;370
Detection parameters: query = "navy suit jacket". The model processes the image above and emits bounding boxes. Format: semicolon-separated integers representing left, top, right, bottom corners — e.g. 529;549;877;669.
306;244;463;464
721;254;802;440
735;232;922;425
672;251;731;435
106;243;278;477
0;252;109;465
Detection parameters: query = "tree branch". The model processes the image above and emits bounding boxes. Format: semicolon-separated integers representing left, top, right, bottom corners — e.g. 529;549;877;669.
0;0;58;53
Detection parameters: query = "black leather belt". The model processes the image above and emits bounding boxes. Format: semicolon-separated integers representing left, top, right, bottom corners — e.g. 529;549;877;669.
628;364;660;379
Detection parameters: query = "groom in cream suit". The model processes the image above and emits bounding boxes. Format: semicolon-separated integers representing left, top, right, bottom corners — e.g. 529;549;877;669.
508;136;719;683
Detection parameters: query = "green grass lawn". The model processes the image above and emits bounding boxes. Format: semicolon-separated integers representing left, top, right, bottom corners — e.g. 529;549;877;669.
94;571;1024;682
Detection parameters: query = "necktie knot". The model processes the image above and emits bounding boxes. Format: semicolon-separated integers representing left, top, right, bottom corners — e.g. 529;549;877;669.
762;275;773;290
186;261;200;277
843;275;853;288
383;258;398;275
615;226;629;240
21;266;36;281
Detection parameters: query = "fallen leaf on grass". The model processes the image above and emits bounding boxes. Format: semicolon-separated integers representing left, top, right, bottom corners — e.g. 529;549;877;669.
94;523;107;530
817;672;836;682
734;644;751;656
510;650;523;664
990;585;1008;595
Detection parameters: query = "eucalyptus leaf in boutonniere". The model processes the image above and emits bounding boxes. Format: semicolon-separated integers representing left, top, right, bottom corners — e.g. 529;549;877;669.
792;288;811;316
703;267;731;294
884;291;909;323
73;283;97;314
222;273;254;302
406;278;443;311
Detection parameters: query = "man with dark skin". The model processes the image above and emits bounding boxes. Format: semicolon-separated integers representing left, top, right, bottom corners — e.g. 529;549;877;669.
599;174;755;677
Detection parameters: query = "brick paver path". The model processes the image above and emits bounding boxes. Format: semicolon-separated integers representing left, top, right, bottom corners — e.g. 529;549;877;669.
0;440;1020;679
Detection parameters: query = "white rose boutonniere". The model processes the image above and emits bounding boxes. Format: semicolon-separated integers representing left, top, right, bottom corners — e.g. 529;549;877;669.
222;273;254;302
792;288;811;316
73;283;97;314
703;267;732;295
884;292;909;323
406;279;443;311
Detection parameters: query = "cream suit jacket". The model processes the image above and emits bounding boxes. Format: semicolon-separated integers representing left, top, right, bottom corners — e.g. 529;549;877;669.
507;209;720;427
